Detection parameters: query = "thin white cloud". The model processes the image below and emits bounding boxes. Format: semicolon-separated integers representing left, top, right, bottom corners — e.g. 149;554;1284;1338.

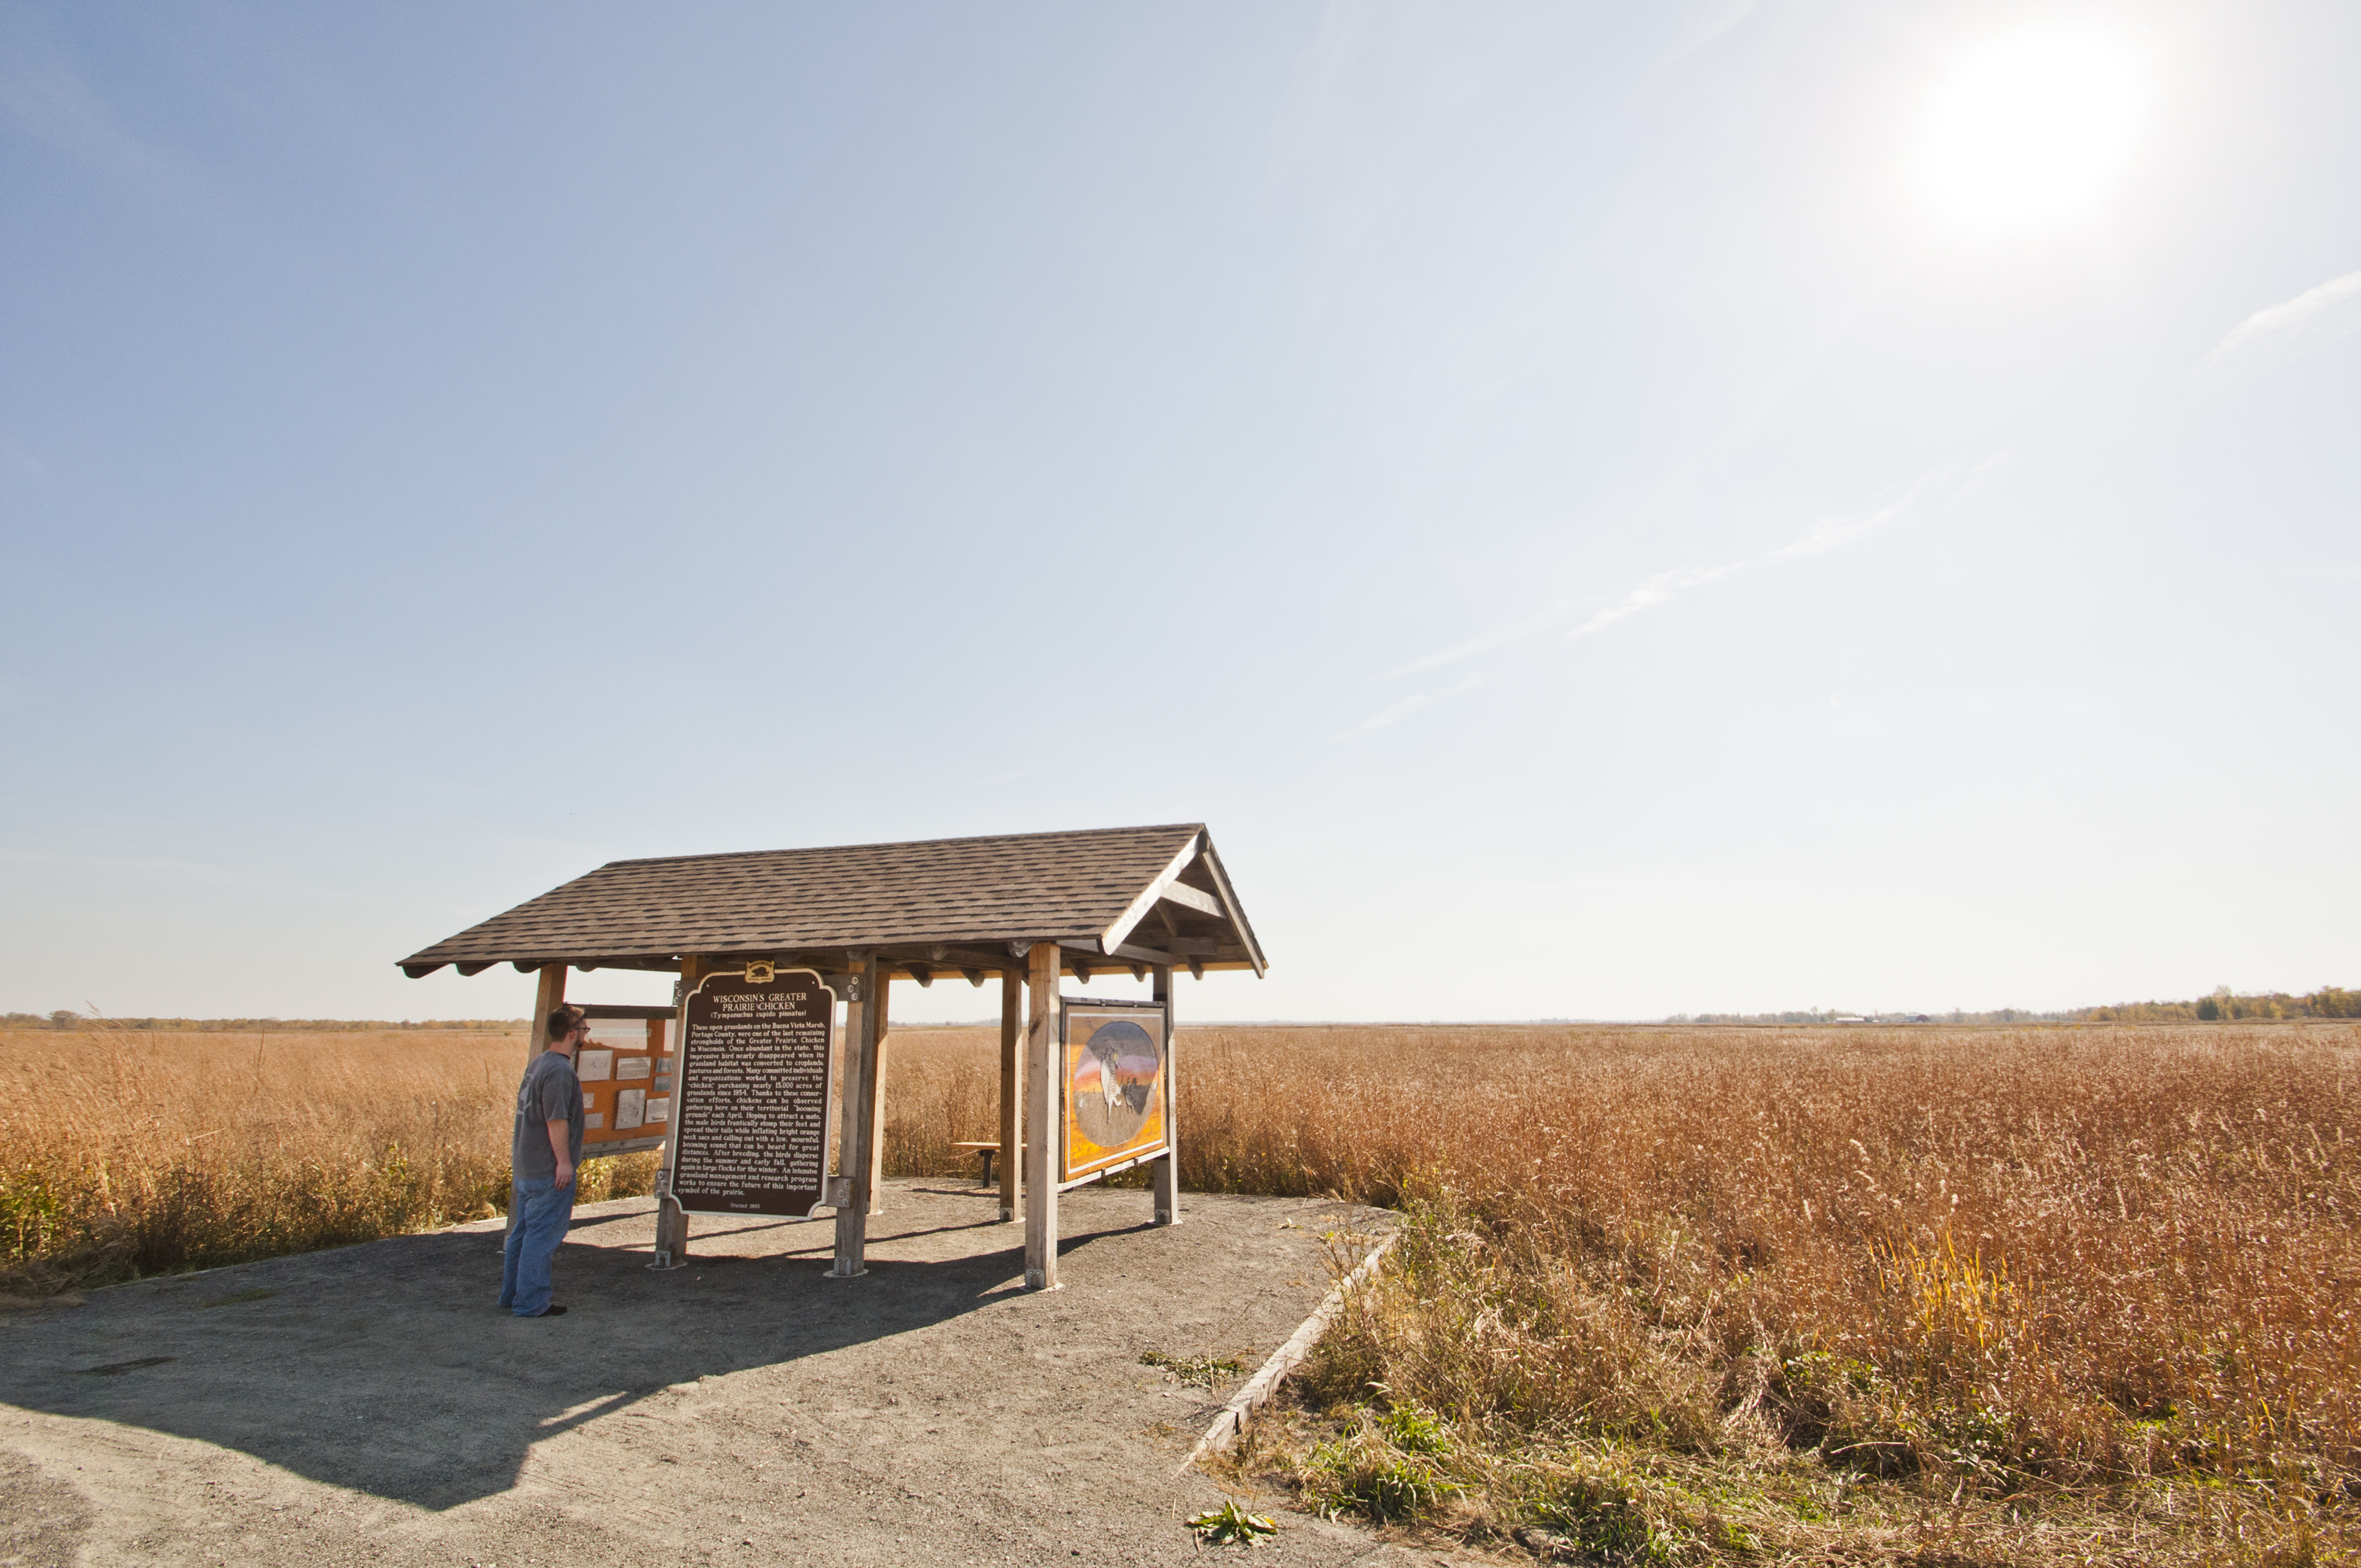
0;20;223;239
1358;460;1999;735
1396;597;1580;674
2213;267;2361;364
1768;504;1907;560
1565;559;1747;641
1353;675;1485;733
0;39;162;181
1400;461;1991;673
1655;0;1761;70
1566;462;1994;642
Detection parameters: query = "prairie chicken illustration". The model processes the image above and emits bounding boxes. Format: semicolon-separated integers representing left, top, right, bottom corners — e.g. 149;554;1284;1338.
1088;1035;1130;1112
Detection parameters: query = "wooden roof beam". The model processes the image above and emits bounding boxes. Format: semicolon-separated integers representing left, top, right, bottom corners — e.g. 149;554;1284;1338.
1136;934;1221;955
1096;832;1203;956
885;945;1021;977
1093;938;1199;971
1157;881;1222;919
498;954;686;975
1195;841;1265;976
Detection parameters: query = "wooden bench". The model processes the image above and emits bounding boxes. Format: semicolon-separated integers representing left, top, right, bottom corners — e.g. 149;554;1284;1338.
951;1141;1004;1186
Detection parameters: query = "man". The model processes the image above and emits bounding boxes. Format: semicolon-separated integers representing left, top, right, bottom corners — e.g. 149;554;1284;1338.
500;1004;586;1319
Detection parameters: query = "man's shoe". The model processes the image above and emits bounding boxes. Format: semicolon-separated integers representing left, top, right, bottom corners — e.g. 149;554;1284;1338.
532;1304;567;1317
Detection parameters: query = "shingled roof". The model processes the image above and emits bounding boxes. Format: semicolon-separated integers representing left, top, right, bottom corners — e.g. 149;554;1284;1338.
397;823;1265;983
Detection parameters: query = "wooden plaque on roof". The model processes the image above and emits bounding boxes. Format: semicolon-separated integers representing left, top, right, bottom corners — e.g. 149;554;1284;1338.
665;966;837;1218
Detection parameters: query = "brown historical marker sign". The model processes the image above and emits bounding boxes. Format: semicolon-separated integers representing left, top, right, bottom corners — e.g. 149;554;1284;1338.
667;965;837;1217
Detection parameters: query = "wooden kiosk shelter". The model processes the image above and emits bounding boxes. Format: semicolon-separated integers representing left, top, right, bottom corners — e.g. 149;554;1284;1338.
397;824;1265;1289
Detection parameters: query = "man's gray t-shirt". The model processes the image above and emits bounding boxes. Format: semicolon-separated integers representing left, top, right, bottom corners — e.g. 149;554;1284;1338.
512;1050;585;1182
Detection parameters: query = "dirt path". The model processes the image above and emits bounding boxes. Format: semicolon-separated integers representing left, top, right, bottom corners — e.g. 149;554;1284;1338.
0;1179;1457;1567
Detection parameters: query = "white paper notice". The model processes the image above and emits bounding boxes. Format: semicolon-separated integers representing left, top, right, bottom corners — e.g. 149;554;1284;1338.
645;1096;671;1124
614;1089;646;1130
615;1054;651;1081
576;1050;613;1082
585;1112;605;1130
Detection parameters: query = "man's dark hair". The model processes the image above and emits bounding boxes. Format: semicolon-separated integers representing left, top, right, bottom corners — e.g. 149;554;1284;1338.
549;1004;586;1040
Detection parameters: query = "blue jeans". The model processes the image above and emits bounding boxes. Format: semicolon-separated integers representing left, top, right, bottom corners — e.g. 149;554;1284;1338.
499;1175;575;1317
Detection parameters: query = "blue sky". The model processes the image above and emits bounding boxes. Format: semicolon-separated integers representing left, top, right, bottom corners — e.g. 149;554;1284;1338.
3;2;2355;1024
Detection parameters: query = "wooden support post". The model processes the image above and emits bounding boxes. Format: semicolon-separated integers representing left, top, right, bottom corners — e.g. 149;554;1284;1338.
1022;941;1060;1290
832;950;880;1278
839;976;864;1184
866;968;892;1216
997;968;1022;1223
651;956;700;1268
1151;962;1180;1227
527;964;567;1065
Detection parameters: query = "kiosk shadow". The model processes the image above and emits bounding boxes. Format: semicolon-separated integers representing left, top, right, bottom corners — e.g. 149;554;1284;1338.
0;1214;1093;1510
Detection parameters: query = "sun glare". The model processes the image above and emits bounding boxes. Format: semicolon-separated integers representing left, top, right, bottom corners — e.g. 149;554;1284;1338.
1918;28;2144;231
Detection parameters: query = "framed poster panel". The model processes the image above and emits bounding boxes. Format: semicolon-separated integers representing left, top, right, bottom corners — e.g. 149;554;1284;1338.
663;965;838;1218
1059;998;1169;1184
576;1007;675;1156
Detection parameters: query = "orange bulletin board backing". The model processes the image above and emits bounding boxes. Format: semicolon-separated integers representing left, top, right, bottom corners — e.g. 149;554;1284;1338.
576;1007;675;1156
1059;999;1168;1184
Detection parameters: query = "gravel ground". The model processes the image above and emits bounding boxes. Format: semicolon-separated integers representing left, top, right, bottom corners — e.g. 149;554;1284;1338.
0;1179;1462;1567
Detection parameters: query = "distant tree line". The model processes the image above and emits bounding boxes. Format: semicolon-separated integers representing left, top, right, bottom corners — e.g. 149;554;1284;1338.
1668;1006;2061;1025
1668;986;2359;1026
3;1012;528;1031
2082;986;2359;1022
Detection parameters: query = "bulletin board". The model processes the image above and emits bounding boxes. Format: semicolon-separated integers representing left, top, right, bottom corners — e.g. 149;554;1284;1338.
575;1005;676;1157
1058;998;1169;1186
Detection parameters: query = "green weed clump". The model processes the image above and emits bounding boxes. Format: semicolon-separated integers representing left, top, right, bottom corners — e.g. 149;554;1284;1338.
1141;1348;1249;1388
1184;1499;1278;1544
1301;1400;1463;1522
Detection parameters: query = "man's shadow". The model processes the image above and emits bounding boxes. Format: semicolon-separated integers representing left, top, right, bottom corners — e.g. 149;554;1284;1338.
0;1203;1131;1510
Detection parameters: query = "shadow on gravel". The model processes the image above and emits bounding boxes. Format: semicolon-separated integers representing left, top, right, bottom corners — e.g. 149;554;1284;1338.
0;1202;1112;1511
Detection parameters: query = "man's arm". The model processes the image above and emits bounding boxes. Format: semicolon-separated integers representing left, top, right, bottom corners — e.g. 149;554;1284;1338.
546;1120;574;1190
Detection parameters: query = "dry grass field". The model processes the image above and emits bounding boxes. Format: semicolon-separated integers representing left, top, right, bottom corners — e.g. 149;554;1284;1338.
7;1018;2356;1563
0;1026;661;1293
890;1020;2361;1565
